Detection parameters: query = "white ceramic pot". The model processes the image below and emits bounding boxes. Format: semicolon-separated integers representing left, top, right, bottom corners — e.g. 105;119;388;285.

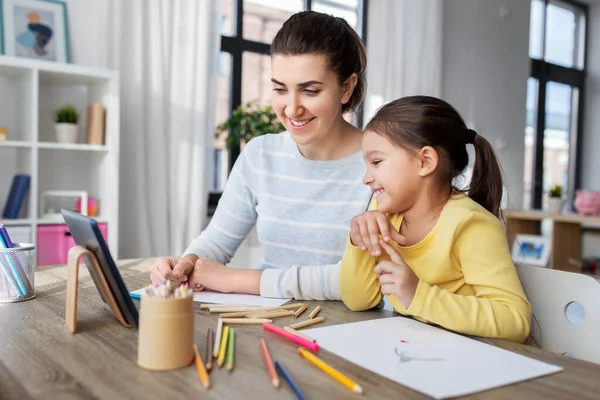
547;197;563;214
55;123;79;143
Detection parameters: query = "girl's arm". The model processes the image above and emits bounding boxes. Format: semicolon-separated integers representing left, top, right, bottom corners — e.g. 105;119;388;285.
338;236;383;309
405;213;532;342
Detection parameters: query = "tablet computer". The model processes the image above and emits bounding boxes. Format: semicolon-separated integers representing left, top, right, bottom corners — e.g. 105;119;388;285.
61;209;138;328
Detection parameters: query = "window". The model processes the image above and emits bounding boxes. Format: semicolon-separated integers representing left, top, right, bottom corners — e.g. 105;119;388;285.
523;0;587;210
209;0;368;212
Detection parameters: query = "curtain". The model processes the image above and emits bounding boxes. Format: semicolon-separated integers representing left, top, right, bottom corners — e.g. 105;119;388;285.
364;0;444;123
108;0;220;258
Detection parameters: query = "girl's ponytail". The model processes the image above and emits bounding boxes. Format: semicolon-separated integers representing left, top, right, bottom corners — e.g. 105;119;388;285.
467;132;504;218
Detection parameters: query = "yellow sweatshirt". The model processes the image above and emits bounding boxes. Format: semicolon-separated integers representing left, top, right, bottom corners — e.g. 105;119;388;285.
339;195;532;342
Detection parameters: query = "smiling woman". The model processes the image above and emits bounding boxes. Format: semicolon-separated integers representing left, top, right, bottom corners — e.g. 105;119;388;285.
149;11;371;301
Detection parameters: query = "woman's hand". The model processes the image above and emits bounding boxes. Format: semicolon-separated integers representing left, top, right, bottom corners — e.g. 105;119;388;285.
374;239;419;308
349;211;407;256
188;259;262;294
150;257;195;286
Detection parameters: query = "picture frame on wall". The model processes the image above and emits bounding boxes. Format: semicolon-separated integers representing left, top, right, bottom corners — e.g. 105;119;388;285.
511;234;552;268
0;0;70;63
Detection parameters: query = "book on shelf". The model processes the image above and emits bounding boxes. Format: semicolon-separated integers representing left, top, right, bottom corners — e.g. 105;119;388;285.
2;174;30;219
86;103;106;145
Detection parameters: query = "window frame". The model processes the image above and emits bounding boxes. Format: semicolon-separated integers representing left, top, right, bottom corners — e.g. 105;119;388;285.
527;0;588;210
209;0;369;214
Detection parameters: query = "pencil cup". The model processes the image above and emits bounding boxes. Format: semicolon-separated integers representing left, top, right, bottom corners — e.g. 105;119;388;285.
137;295;195;371
0;243;35;303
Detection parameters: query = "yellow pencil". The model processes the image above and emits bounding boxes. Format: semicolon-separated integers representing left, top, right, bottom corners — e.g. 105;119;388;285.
217;326;230;367
298;348;363;394
193;343;211;389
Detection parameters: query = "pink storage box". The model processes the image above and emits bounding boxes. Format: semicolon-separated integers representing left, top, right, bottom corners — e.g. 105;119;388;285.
37;223;108;266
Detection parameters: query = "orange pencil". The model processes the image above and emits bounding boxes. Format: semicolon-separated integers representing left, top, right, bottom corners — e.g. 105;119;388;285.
259;339;280;389
193;343;211;390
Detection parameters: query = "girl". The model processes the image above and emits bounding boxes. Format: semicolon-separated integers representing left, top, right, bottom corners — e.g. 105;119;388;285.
339;96;532;342
150;11;371;300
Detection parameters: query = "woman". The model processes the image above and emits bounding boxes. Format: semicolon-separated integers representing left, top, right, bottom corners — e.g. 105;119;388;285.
150;11;371;300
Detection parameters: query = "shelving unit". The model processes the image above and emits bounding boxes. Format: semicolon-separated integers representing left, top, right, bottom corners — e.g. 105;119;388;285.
0;55;119;264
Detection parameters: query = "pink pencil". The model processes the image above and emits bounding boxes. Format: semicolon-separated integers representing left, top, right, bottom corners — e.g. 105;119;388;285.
263;323;320;352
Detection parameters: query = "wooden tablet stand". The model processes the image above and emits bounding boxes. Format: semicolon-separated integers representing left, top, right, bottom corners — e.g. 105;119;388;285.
65;245;132;333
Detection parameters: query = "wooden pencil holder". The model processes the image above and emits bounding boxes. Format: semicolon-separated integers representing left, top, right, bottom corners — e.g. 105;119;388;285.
137;295;195;371
65;245;131;333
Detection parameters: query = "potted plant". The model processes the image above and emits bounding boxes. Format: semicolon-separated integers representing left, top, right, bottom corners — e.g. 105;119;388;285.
54;105;80;143
216;101;284;149
548;184;563;214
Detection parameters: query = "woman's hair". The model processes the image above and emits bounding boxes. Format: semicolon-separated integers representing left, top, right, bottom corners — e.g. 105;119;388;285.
271;11;367;114
365;96;504;218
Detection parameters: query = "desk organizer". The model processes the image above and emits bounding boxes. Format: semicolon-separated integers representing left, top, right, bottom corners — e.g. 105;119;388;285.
0;243;35;302
137;293;195;371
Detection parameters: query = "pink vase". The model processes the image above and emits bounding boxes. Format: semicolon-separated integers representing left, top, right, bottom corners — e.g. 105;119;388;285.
574;190;600;216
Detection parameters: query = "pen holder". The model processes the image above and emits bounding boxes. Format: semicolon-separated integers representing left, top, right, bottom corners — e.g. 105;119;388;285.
0;243;35;303
137;295;194;371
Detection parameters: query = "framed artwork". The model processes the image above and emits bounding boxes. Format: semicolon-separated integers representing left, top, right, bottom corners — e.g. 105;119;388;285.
511;234;551;268
0;0;70;62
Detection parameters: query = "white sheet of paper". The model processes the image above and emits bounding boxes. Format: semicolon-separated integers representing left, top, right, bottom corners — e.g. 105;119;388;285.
130;288;290;308
304;317;563;399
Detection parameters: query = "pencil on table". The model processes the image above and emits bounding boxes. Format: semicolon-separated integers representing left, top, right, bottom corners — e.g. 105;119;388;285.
308;306;321;319
259;339;279;389
283;326;316;343
293;304;308;318
226;328;235;371
205;328;213;371
275;360;307;400
192;344;211;390
298;348;363;394
218;326;230;368
221;318;273;325
250;310;295;319
290;316;325;330
213;318;223;358
278;303;306;310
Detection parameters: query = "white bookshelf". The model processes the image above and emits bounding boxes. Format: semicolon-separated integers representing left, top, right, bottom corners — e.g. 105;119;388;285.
0;55;120;258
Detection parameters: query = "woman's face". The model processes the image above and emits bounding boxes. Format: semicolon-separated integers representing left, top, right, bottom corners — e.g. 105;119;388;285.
271;54;351;147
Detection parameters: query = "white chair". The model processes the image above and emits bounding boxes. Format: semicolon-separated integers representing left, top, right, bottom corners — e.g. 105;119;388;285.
516;264;600;364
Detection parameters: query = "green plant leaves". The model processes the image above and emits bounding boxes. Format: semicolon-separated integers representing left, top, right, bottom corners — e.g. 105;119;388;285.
216;101;284;149
54;105;79;124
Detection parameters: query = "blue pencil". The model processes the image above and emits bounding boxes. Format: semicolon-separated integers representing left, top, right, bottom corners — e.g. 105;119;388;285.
275;361;307;400
0;234;26;296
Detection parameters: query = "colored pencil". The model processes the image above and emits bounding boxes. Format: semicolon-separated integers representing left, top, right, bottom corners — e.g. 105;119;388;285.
205;328;213;371
279;303;306;310
250;310;294;319
226;328;235;371
283;326;316;343
290;316;325;330
221;318;273;325
263;323;319;352
298;348;363;394
275;361;307;400
259;339;279;388
218;326;229;367
213;318;223;358
293;304;308;318
193;343;211;389
308;306;321;319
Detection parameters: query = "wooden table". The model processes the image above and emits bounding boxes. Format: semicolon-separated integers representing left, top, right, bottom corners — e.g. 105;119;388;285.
1;259;600;399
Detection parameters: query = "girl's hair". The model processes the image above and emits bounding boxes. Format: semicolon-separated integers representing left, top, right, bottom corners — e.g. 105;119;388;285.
365;96;504;218
271;11;367;114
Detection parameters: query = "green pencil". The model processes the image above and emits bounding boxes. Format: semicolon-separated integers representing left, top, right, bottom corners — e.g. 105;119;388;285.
226;328;235;371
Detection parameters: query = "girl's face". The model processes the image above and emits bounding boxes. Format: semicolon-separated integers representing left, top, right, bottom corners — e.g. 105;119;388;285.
361;130;423;214
271;54;352;147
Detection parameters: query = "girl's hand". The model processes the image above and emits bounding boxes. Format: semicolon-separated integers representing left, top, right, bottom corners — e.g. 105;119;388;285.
188;259;262;294
374;239;419;308
349;211;407;256
150;257;194;286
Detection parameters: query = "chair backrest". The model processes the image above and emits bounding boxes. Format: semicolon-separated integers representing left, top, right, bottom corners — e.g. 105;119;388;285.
516;264;600;364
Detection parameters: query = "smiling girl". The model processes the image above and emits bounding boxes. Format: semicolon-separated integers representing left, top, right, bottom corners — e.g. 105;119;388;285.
339;96;532;342
150;11;371;300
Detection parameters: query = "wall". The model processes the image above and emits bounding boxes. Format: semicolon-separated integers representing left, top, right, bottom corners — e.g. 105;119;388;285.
441;0;531;210
64;0;110;68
